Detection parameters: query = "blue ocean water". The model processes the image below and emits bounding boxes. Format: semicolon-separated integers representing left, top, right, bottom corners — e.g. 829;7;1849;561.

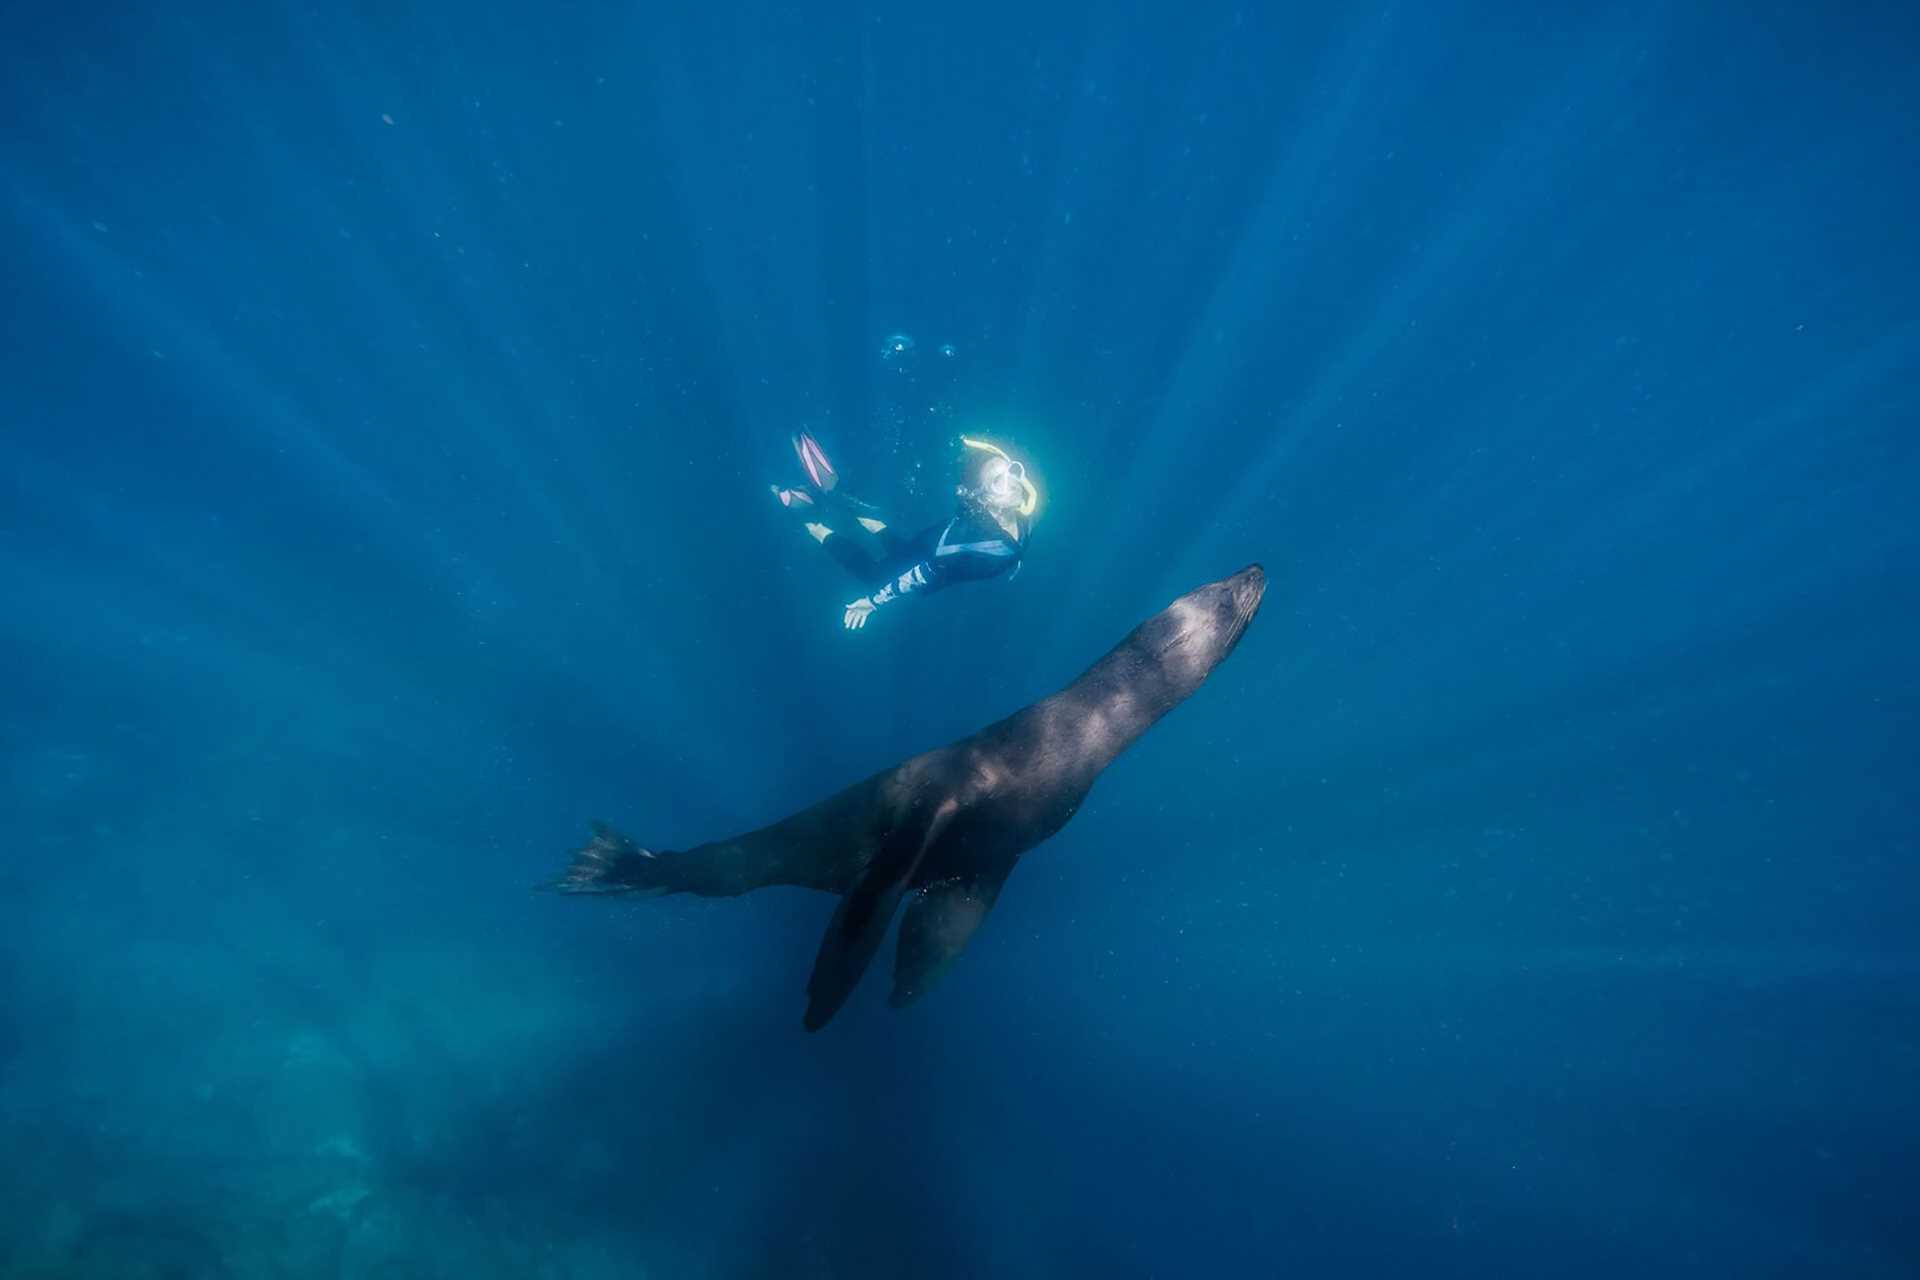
3;1;1917;1275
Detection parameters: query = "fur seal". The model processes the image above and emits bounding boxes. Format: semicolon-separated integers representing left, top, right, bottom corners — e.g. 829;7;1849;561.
552;564;1266;1029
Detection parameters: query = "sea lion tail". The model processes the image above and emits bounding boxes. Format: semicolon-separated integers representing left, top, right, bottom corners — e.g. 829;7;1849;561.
547;822;671;895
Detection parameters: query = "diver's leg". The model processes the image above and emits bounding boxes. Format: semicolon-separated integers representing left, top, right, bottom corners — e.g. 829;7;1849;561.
776;487;908;583
767;432;919;584
821;523;938;591
823;491;899;553
812;515;893;581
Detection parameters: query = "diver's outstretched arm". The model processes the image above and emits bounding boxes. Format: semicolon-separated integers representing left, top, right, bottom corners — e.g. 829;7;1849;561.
844;560;935;629
841;514;1023;630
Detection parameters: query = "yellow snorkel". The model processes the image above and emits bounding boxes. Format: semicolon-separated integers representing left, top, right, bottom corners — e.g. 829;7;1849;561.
960;435;1039;518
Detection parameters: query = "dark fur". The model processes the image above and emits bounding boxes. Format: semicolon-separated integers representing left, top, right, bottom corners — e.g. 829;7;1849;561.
553;565;1267;1029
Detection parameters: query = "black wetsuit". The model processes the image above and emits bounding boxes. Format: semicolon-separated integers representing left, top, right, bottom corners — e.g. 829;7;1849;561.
807;492;1028;605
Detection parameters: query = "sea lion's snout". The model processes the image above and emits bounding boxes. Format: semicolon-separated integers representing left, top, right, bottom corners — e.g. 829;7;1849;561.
1214;563;1265;658
1230;564;1267;619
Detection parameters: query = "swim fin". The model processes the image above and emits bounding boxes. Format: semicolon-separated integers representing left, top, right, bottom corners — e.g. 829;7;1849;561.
792;431;838;491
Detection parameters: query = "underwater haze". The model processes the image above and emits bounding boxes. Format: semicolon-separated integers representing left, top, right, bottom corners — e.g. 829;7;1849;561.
4;1;1918;1276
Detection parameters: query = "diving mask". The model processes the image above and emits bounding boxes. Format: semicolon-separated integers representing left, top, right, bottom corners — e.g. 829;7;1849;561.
960;436;1039;517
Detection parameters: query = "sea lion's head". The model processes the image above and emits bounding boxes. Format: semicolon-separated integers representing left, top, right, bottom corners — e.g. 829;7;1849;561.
1135;564;1267;697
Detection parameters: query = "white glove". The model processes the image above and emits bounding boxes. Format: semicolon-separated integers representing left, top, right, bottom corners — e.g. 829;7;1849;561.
843;597;878;630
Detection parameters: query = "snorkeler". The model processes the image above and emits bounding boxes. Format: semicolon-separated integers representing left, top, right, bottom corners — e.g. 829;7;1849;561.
772;431;1037;630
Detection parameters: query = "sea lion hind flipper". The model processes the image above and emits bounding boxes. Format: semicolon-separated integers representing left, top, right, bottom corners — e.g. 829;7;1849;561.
888;867;1011;1009
802;797;959;1031
546;822;669;895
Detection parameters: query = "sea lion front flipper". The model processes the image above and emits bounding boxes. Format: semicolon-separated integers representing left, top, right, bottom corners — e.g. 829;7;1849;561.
803;796;959;1031
888;865;1012;1009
